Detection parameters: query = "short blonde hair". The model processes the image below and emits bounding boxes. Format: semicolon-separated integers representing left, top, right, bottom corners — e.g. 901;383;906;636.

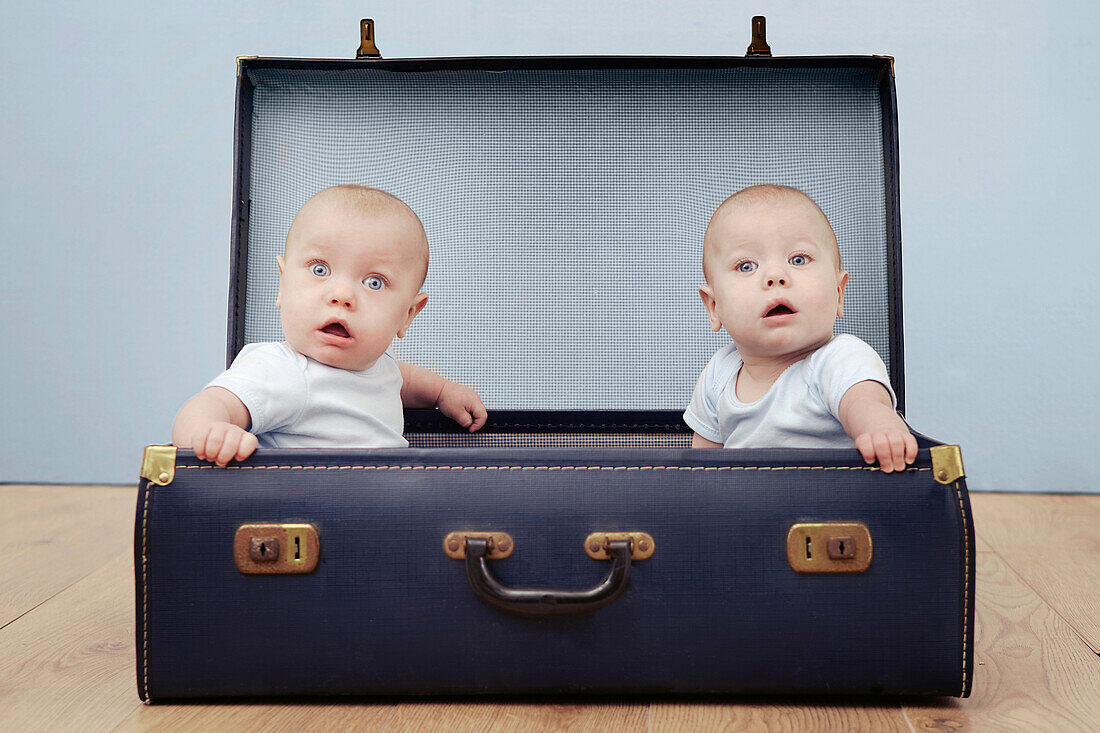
702;184;842;282
287;184;430;287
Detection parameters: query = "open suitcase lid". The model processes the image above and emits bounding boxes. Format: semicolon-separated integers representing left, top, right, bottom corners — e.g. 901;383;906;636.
229;19;903;432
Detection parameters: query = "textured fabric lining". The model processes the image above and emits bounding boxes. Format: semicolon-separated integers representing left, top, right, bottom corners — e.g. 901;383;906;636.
245;66;889;410
405;432;692;449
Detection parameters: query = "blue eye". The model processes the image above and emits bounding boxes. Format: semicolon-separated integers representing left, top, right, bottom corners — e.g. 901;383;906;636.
736;261;758;273
789;254;810;266
364;275;385;291
310;262;330;277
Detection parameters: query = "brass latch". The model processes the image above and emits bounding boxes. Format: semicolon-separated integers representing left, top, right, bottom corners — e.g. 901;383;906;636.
356;18;382;59
234;523;320;574
444;531;515;560
584;532;655;561
746;16;772;57
787;522;872;573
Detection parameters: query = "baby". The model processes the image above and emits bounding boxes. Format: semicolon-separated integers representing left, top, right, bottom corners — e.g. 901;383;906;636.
684;184;917;472
173;184;487;466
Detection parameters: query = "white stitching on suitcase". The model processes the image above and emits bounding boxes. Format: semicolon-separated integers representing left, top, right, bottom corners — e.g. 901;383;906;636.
177;464;929;473
155;462;938;695
956;480;969;696
141;483;151;702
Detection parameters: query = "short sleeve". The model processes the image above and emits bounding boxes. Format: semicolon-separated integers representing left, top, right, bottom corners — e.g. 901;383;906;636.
810;335;896;417
207;343;308;435
683;344;737;443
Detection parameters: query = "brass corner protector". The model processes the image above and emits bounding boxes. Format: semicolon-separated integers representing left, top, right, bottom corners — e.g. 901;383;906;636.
236;55;258;77
746;16;772;57
874;54;896;77
356;18;382;59
140;445;177;486
930;444;965;485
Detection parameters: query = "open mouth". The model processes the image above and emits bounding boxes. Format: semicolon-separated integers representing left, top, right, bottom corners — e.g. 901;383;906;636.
764;304;796;318
320;322;351;338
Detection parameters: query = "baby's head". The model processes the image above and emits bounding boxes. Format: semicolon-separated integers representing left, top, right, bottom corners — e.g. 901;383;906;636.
276;185;429;370
700;184;848;361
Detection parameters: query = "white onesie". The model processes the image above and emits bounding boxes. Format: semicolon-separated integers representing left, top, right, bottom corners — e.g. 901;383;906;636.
207;342;408;449
683;334;896;449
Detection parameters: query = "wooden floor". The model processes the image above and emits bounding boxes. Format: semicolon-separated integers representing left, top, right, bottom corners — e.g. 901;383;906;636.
1;487;1098;732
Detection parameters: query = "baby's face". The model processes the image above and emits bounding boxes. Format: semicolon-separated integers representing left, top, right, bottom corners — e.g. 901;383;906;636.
277;201;427;371
701;197;848;362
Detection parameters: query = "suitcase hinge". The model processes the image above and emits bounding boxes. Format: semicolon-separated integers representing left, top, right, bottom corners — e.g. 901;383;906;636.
746;16;772;57
930;444;965;485
356;18;382;59
140;445;177;486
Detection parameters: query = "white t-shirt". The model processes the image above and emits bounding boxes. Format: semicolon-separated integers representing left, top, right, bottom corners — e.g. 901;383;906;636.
207;342;408;449
683;334;896;449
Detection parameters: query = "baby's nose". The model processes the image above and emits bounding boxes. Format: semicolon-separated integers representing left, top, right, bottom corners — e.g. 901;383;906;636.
765;275;788;287
330;295;354;309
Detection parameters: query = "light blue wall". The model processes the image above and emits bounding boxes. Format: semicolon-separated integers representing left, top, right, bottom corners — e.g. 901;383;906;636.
2;1;1097;490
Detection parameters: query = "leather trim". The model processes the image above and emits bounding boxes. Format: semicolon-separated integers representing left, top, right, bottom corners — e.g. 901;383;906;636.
878;65;905;412
227;68;254;367
955;476;976;697
133;478;153;702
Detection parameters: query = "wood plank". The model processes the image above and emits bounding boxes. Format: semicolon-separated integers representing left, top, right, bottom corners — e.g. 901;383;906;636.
385;701;649;732
0;552;143;732
971;494;1100;552
0;486;135;627
0;485;127;556
649;699;909;731
970;494;1100;652
902;551;1100;731
112;701;395;732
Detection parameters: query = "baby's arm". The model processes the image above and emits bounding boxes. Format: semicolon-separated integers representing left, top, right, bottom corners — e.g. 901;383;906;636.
172;387;259;467
398;362;487;432
837;381;918;473
691;433;723;448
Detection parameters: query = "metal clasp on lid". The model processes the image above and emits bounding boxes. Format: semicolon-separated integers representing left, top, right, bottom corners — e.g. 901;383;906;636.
356;18;382;59
746;16;772;57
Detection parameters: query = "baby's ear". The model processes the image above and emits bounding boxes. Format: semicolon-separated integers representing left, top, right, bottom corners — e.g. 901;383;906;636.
835;270;849;319
699;284;723;333
396;292;429;338
275;256;286;309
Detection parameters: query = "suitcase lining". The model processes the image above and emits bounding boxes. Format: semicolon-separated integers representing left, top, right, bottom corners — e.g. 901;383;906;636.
233;62;899;414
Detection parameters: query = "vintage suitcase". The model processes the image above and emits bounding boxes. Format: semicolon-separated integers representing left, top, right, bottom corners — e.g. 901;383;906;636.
135;18;975;700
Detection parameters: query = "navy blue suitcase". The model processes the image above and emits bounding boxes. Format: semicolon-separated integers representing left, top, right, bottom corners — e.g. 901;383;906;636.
136;19;974;700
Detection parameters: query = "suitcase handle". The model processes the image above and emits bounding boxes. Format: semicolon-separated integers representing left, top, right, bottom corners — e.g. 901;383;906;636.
464;536;632;616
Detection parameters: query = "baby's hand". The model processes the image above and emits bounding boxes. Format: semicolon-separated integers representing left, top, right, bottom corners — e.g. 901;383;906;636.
437;381;488;432
853;422;918;474
191;421;259;467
